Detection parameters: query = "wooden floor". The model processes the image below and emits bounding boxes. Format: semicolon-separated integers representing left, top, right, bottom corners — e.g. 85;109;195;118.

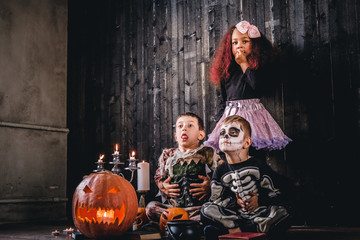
0;220;74;240
0;221;360;240
286;226;360;240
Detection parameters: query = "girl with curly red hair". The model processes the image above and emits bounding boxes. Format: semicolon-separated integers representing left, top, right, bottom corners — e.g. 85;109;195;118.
204;21;291;152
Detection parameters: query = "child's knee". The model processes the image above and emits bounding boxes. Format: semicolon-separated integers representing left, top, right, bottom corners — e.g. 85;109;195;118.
145;201;158;217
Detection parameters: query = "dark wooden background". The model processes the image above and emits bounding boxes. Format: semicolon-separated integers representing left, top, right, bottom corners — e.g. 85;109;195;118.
67;0;359;226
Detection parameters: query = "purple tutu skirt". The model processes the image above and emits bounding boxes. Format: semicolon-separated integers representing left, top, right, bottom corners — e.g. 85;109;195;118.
204;99;292;152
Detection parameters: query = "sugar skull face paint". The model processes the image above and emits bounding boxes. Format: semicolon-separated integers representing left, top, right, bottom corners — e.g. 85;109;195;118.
219;122;245;152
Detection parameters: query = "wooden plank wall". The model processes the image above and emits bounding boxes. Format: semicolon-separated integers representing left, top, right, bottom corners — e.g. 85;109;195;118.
68;0;360;226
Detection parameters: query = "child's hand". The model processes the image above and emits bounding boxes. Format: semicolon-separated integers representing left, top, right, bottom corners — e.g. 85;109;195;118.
244;191;259;212
236;191;259;212
236;194;246;208
189;175;211;200
234;50;249;72
161;176;181;198
234;49;248;65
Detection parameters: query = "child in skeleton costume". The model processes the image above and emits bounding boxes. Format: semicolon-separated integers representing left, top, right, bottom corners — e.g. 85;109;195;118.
145;112;218;223
201;115;291;240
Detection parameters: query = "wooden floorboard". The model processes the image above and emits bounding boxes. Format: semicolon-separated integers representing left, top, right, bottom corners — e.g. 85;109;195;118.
287;226;360;240
1;222;360;240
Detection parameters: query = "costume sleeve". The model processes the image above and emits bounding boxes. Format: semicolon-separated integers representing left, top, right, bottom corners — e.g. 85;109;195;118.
209;165;235;208
211;164;221;182
257;161;291;207
154;150;168;184
209;167;223;202
154;149;175;202
207;147;218;172
202;165;239;229
215;79;227;122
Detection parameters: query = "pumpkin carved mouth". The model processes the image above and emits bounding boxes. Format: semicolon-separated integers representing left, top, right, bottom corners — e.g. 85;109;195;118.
76;203;126;225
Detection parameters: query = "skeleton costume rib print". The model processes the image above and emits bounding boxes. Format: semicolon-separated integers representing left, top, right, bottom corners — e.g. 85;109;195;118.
201;158;290;233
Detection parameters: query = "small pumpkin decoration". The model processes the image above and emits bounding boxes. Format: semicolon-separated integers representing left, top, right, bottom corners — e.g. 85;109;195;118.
72;171;138;239
134;207;149;230
159;207;189;234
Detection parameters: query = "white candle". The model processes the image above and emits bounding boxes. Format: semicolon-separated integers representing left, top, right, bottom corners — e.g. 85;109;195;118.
137;161;150;191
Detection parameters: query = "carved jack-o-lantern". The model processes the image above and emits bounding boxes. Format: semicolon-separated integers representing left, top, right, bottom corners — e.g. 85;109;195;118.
134;207;149;229
72;171;138;239
159;207;189;233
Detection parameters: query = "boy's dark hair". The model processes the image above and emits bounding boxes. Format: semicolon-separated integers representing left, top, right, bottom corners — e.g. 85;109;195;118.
220;115;252;137
176;112;205;130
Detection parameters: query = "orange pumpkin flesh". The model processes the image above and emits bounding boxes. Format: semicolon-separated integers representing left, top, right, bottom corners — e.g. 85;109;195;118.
76;204;126;225
159;207;189;233
72;171;138;238
134;207;149;229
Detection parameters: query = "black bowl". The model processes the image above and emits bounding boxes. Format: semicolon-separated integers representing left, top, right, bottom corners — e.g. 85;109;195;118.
166;220;201;240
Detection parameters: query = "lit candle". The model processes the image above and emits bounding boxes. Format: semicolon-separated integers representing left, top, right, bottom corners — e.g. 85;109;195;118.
52;230;60;236
98;154;105;163
63;227;74;234
130;150;136;160
137;160;150;191
114;144;119;155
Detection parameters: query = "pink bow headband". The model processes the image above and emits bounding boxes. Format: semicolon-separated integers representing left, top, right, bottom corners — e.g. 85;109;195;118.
235;21;261;38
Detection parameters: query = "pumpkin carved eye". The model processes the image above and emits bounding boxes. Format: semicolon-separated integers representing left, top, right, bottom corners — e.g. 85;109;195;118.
173;214;184;220
83;185;93;193
107;187;119;194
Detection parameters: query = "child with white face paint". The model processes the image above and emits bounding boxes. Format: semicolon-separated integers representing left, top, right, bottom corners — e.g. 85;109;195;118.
219;118;252;164
219;122;247;152
201;115;292;240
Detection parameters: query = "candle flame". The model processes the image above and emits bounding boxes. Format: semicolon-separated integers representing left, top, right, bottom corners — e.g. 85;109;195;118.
99;154;105;160
131;151;136;157
115;144;119;151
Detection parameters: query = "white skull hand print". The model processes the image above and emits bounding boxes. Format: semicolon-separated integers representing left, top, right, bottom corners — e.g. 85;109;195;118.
219;122;245;152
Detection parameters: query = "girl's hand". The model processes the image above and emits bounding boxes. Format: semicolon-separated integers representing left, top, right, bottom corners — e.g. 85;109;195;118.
234;50;249;72
189;175;211;200
160;176;181;198
234;49;248;65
